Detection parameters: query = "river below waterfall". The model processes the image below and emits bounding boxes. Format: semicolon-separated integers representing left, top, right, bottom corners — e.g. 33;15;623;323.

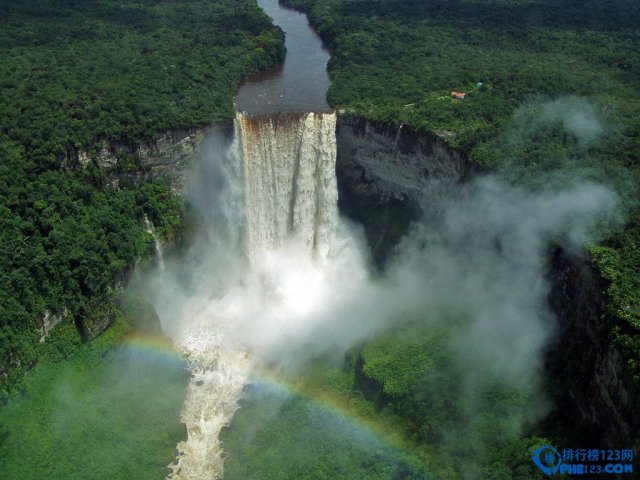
162;1;345;478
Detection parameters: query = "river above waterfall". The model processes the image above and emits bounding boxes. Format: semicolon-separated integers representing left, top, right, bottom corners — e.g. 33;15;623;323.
234;0;332;114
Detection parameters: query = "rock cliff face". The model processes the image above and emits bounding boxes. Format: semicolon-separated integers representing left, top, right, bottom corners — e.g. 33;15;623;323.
547;249;639;449
336;114;639;450
39;308;66;343
335;114;475;265
61;124;231;192
51;125;225;343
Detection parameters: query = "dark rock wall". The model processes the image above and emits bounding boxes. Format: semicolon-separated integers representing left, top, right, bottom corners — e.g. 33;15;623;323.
61;122;235;193
335;114;475;266
335;114;639;450
547;249;639;449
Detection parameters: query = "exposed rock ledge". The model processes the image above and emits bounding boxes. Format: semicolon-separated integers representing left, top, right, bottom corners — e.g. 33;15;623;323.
60;123;233;192
39;308;67;343
335;114;476;265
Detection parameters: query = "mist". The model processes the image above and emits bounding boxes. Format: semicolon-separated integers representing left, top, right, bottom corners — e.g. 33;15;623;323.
0;339;188;479
141;100;620;478
540;96;605;147
149;128;617;373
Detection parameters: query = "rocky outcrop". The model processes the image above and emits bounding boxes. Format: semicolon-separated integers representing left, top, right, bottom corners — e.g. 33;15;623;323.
120;294;164;335
61;124;233;192
335;114;476;266
38;308;67;343
351;350;389;410
337;116;475;211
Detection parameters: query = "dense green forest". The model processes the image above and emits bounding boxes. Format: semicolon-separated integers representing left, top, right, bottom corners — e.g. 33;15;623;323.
2;0;640;477
282;0;640;404
0;0;284;398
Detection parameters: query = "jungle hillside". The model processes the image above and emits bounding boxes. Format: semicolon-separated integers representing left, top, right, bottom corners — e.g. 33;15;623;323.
0;0;284;398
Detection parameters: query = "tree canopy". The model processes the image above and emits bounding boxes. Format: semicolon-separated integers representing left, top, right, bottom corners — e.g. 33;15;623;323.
0;0;284;398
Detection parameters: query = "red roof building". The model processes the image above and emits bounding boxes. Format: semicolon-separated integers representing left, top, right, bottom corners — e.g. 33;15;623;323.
451;91;466;99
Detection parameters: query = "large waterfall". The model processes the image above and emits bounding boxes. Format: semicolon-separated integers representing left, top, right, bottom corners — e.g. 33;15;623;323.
167;111;340;480
237;112;338;258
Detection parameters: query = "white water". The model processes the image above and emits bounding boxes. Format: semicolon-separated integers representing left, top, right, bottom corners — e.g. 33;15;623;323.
143;214;165;272
393;123;404;153
168;328;250;480
167;112;340;480
236;112;338;260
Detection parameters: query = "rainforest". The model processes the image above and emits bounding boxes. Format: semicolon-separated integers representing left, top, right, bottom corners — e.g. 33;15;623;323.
0;0;638;479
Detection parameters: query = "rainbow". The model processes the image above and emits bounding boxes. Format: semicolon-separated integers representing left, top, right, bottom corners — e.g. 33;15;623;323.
237;364;418;457
119;334;424;472
119;332;186;362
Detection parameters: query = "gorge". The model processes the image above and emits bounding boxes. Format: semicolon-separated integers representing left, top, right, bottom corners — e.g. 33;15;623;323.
156;3;345;476
0;0;636;478
147;1;628;479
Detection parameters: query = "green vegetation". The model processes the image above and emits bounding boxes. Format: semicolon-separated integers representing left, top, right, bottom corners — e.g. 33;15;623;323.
360;321;548;479
282;0;640;406
221;378;427;480
0;0;285;149
222;320;550;479
283;0;638;153
0;0;284;397
0;316;188;479
3;0;639;476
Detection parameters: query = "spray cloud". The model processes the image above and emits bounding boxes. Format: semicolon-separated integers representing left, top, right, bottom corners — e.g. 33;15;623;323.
143;99;619;478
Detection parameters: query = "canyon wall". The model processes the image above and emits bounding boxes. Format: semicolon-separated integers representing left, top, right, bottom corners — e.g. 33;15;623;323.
335;114;476;265
335;114;639;449
547;249;639;449
60;125;232;192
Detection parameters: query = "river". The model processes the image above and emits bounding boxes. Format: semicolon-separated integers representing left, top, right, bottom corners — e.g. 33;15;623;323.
165;1;339;478
234;0;332;114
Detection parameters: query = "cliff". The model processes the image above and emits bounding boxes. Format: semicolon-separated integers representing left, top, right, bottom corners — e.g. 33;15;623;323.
336;114;476;265
547;249;640;449
60;124;233;192
335;114;639;450
47;125;227;345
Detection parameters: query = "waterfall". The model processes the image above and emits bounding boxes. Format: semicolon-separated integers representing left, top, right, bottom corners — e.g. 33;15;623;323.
144;214;165;272
167;111;339;480
236;111;338;259
393;123;404;155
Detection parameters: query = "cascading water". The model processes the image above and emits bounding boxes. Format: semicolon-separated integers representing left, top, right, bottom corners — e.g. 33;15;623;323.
157;0;623;474
236;112;338;259
160;0;342;474
167;111;339;480
144;214;165;272
393;123;404;153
